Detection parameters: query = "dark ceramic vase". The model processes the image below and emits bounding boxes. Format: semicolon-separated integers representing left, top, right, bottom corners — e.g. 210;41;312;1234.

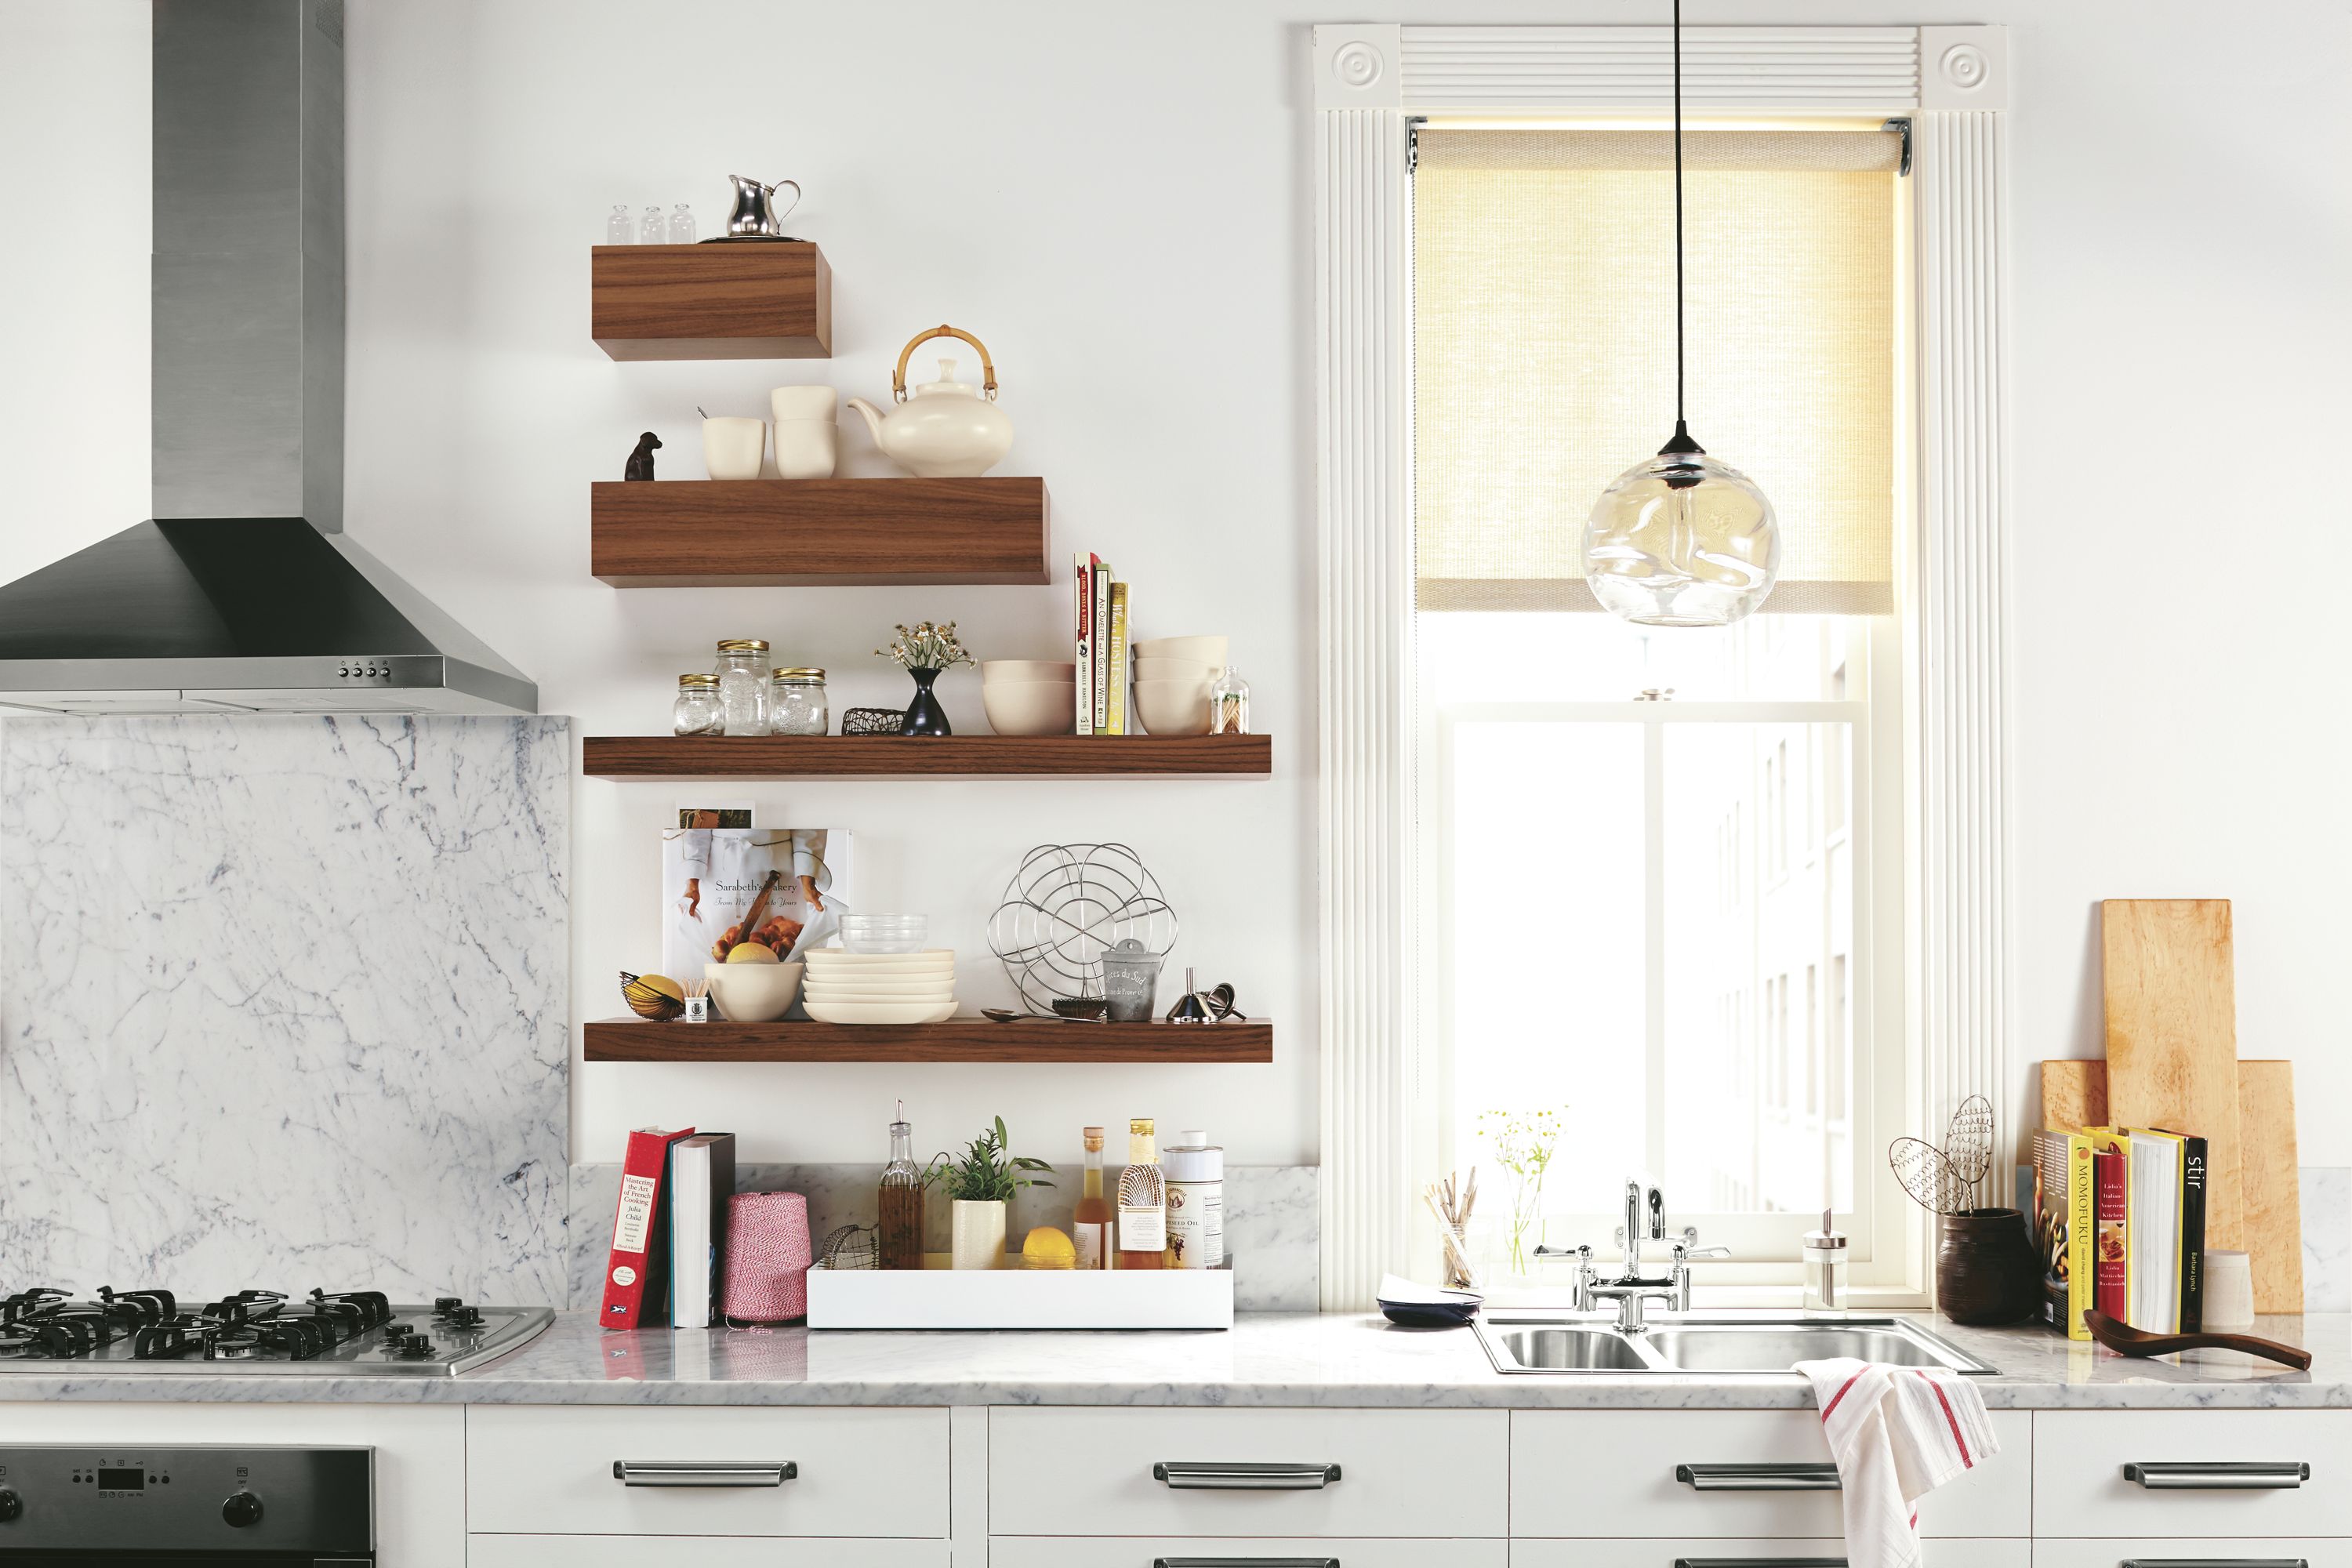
900;667;952;736
1937;1207;2042;1326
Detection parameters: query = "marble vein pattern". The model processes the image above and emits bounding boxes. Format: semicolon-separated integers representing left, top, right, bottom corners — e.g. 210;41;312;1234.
568;1161;1319;1312
0;716;570;1302
9;1312;2352;1410
2303;1167;2351;1312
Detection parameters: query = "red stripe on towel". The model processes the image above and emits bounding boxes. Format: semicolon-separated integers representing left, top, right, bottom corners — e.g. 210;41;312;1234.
1821;1367;1867;1421
1916;1370;1973;1466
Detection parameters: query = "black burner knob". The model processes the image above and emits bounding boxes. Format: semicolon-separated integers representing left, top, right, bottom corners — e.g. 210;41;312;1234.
221;1491;263;1528
382;1321;413;1338
395;1333;436;1357
445;1306;483;1329
433;1296;464;1317
0;1489;20;1523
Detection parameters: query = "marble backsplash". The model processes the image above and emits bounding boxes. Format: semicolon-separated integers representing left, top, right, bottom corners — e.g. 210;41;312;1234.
569;1161;1319;1312
0;716;571;1301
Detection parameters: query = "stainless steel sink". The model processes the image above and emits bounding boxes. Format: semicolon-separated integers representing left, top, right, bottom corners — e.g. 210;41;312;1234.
1476;1314;1997;1376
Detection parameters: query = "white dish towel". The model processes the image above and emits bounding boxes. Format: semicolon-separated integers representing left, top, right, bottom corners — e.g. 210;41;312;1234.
1795;1356;1998;1568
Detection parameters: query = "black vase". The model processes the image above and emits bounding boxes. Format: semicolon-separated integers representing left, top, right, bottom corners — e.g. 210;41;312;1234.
900;666;952;736
1936;1207;2043;1326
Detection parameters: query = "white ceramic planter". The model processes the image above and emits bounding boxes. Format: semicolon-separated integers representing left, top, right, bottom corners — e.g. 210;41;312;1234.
950;1200;1007;1270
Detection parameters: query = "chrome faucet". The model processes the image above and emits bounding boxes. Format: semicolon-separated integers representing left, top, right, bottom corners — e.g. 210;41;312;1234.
1536;1178;1730;1332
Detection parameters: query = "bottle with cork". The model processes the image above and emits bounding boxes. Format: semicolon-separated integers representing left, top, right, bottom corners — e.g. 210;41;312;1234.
1072;1126;1113;1270
1116;1116;1167;1269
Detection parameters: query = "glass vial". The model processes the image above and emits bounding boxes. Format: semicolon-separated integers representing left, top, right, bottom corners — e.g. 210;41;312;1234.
1209;665;1250;735
669;202;695;243
879;1107;924;1270
1072;1126;1112;1270
713;639;771;735
768;667;829;735
606;203;633;244
640;204;666;244
1802;1210;1848;1312
1116;1117;1167;1269
1164;1130;1225;1270
673;672;724;735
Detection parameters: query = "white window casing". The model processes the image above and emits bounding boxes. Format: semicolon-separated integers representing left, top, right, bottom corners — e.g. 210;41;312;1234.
1314;24;2010;1310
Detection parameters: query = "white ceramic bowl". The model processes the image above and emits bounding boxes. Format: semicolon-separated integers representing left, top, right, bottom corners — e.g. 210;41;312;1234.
984;680;1079;737
1134;679;1213;736
982;660;1077;683
803;1000;958;1025
702;960;804;1023
805;949;954;973
803;983;956;1004
1132;635;1228;665
1134;657;1217;683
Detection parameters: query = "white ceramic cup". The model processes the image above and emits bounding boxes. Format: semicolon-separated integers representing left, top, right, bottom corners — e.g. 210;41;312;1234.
702;416;767;481
769;387;840;480
2203;1248;2256;1330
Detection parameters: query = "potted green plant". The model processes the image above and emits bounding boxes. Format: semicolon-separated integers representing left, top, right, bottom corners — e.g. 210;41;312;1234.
927;1116;1054;1270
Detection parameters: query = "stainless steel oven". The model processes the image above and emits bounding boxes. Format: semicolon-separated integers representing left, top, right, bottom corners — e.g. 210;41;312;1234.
0;1445;370;1564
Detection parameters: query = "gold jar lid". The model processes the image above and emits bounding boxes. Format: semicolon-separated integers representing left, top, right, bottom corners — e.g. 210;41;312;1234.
771;666;826;681
677;672;720;688
715;637;771;654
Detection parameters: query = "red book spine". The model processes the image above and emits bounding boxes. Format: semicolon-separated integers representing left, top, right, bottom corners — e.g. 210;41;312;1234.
599;1127;694;1330
2093;1144;2128;1322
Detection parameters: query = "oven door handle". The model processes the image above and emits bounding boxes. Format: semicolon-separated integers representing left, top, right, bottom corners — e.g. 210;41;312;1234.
2122;1462;2310;1490
612;1459;797;1487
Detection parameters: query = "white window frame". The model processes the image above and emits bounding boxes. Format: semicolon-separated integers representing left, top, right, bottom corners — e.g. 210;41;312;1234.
1315;24;2012;1309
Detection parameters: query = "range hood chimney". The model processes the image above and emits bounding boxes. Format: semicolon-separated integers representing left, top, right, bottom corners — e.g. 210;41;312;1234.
0;0;536;717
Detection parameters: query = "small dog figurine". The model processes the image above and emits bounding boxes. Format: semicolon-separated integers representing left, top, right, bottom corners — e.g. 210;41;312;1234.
624;430;662;481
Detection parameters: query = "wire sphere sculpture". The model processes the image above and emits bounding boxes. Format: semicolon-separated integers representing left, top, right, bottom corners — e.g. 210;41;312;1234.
987;843;1179;1014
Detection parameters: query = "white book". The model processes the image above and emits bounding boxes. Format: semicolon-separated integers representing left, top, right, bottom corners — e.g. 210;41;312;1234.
667;1132;736;1329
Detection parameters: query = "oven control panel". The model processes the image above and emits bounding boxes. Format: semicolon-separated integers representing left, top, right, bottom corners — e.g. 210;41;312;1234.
0;1444;370;1554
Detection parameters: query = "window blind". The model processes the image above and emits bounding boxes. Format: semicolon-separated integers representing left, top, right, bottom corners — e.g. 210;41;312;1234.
1414;128;1901;614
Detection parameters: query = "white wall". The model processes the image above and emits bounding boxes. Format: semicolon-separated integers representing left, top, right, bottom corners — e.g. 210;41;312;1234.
8;2;2350;1167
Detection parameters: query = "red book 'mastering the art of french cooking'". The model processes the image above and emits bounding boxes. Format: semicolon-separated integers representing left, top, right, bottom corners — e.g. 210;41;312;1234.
599;1126;695;1330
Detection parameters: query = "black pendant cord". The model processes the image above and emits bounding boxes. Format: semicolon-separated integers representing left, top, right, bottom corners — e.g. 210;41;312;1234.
1661;0;1701;463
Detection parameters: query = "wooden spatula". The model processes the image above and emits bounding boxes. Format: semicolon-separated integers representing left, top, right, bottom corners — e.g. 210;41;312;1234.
2085;1308;2313;1370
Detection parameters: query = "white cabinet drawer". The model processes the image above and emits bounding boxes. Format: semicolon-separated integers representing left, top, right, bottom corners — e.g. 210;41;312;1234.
469;1538;949;1568
2034;1541;2344;1568
1515;1539;2031;1568
465;1406;949;1537
1511;1410;2031;1539
2033;1412;2352;1537
989;1407;1509;1537
990;1539;1508;1568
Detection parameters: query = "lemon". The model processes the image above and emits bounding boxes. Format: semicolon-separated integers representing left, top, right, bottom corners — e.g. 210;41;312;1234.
1021;1225;1077;1270
637;974;684;1002
725;943;782;964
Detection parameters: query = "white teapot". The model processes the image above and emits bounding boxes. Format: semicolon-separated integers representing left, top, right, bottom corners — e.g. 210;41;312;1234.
847;325;1014;477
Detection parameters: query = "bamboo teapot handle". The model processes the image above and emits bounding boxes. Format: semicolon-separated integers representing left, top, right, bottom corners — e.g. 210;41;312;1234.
891;324;998;403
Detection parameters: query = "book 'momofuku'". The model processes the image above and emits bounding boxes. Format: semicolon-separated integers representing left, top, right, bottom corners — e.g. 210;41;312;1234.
2031;1128;2095;1339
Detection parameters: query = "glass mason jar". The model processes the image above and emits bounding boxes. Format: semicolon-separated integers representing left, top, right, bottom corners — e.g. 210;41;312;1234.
672;672;724;735
768;667;829;735
713;638;771;735
1208;664;1251;735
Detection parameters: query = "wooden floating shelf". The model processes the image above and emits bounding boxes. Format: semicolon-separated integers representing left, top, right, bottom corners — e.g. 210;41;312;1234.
592;242;831;360
592;478;1050;586
584;1017;1274;1064
583;733;1272;779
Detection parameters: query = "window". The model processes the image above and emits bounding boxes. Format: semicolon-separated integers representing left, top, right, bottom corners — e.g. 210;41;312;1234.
1413;121;1909;1277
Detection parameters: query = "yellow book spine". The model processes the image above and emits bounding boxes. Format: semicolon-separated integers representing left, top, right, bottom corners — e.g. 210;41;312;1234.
1106;583;1129;735
2066;1135;2094;1339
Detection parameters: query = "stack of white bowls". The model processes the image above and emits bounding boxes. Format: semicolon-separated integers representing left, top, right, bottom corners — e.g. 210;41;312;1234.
803;946;957;1025
981;660;1078;736
1132;636;1228;736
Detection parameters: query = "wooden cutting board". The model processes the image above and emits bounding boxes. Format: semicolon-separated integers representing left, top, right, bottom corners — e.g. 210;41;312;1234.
2102;898;2244;1250
2038;1056;2302;1313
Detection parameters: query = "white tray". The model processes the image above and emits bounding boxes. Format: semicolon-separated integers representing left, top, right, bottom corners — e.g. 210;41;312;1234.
806;1258;1234;1330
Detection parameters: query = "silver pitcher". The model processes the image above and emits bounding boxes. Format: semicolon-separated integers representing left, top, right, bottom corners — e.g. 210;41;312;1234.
723;174;801;238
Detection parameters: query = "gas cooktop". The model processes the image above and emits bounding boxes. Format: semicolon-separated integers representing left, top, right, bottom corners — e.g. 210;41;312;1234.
0;1287;553;1376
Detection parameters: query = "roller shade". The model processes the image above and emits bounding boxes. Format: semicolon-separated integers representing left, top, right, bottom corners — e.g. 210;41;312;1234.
1414;128;1902;614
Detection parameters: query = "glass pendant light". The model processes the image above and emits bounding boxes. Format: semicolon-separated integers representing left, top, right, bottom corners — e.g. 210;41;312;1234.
1581;0;1780;628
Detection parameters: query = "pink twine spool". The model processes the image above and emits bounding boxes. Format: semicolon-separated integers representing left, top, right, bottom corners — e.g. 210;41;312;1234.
720;1191;811;1324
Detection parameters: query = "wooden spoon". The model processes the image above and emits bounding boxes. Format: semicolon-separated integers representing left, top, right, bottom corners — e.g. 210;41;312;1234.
2085;1308;2313;1370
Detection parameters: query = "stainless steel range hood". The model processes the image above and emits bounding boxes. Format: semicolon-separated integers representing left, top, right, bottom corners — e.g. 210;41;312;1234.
0;0;535;717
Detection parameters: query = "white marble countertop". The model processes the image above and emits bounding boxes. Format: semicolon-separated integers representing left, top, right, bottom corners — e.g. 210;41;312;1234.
6;1312;2349;1408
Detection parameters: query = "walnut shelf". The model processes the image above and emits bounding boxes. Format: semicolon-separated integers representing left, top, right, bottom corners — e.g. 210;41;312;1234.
592;478;1050;586
583;733;1271;779
583;1017;1274;1064
592;242;831;359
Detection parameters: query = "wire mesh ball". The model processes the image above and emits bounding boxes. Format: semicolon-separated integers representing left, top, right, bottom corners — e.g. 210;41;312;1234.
987;843;1178;1014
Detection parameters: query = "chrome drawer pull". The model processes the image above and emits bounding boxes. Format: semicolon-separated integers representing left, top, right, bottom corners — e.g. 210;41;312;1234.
1675;1559;1846;1567
1155;1559;1339;1568
2122;1462;2310;1490
2120;1559;2309;1568
1152;1461;1343;1490
611;1459;797;1487
1675;1463;1842;1491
